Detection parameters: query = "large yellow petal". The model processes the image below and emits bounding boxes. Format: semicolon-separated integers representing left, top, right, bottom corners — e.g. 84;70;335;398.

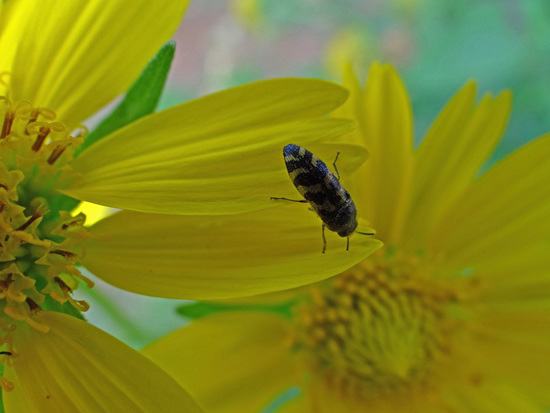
143;312;296;413
8;0;189;127
64;125;357;215
330;64;364;146
355;63;413;245
404;85;511;250
471;353;550;409
444;380;543;413
62;79;354;215
83;207;382;299
452;320;550;410
480;382;544;412
472;244;550;302
3;312;203;413
429;134;550;268
0;0;31;94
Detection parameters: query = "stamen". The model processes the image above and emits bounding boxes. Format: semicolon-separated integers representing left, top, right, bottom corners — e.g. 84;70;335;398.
0;110;14;140
23;109;39;135
47;144;67;165
31;124;51;151
50;249;77;260
0;273;14;289
3;305;25;321
16;101;55;120
15;209;43;231
51;276;90;312
17;105;56;135
26;297;41;314
68;297;90;312
54;276;72;293
24;315;50;333
6;286;29;304
61;213;86;231
63;265;94;289
71;125;88;139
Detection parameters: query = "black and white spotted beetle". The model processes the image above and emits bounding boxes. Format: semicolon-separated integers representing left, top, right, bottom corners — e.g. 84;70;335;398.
271;144;374;253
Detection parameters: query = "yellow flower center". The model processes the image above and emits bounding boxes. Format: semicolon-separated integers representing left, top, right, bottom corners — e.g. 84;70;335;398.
0;94;92;381
296;254;471;401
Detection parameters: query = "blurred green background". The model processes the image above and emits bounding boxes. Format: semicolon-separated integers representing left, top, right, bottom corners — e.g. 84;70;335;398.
79;0;550;349
163;0;550;158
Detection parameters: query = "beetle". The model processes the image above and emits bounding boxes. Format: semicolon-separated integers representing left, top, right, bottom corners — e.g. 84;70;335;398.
271;144;373;253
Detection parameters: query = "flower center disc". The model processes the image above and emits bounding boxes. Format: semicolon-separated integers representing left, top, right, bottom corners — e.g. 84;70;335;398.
296;256;463;400
0;94;92;362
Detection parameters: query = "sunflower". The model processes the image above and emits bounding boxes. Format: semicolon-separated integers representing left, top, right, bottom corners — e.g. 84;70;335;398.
144;63;550;412
0;0;377;411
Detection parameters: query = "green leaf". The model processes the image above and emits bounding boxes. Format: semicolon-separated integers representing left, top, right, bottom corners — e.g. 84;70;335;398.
176;300;297;320
76;41;176;155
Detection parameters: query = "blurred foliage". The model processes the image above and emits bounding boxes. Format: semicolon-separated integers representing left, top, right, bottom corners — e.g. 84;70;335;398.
176;300;296;320
181;0;550;159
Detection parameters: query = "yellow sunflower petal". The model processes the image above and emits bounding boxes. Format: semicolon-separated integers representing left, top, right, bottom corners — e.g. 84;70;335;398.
438;387;483;413
62;79;354;215
143;312;296;413
429;134;550;268
404;85;511;249
330;64;364;146
356;63;413;245
452;243;550;407
446;381;541;413
473;244;550;301
8;0;189;127
461;324;550;407
71;201;115;226
3;312;203;413
83;208;382;299
2;369;33;412
450;326;549;411
0;0;31;95
481;382;544;412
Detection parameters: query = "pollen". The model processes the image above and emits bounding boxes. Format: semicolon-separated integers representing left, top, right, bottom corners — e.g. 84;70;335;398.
294;253;475;402
0;95;92;390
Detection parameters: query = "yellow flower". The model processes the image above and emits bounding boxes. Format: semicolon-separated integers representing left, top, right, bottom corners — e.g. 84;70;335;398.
0;0;371;410
144;63;550;412
231;0;264;30
324;28;374;80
